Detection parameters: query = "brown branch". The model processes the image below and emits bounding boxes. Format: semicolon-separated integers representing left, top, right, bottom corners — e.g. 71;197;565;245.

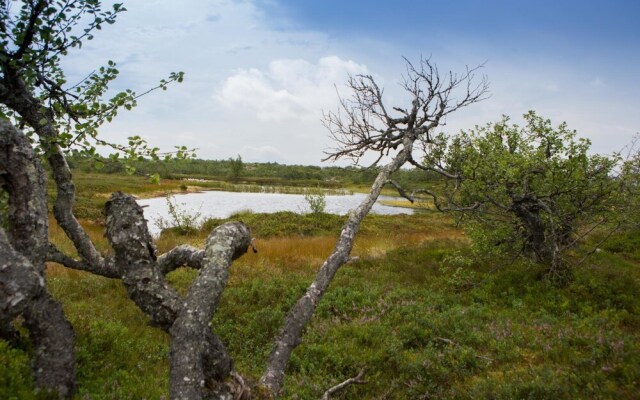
408;156;461;180
575;222;622;267
13;0;47;60
412;188;481;212
386;179;415;203
323;57;488;165
45;244;120;278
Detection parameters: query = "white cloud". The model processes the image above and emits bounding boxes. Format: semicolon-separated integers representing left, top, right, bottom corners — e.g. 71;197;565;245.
54;0;639;165
216;56;368;122
240;145;286;162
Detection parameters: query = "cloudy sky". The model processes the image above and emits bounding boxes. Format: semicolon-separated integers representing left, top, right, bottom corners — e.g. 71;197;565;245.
64;0;640;165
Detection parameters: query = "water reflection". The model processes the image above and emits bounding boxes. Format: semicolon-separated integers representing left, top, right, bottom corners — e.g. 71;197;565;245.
137;190;412;237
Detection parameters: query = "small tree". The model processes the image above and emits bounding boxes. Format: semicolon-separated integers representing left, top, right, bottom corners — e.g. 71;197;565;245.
229;153;244;180
418;112;618;282
155;194;203;234
304;192;326;214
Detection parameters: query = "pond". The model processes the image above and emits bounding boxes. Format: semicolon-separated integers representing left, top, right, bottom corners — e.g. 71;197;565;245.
137;190;412;237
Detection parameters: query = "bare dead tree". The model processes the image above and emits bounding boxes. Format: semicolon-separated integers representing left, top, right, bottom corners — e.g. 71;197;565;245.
260;57;488;396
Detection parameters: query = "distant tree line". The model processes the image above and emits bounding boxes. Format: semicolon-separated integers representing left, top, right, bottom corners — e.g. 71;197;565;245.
66;154;440;188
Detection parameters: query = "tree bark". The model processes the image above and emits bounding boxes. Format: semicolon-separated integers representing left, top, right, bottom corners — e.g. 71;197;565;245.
0;120;49;271
0;228;45;332
0;120;76;398
169;222;251;399
105;192;252;399
0;74;118;278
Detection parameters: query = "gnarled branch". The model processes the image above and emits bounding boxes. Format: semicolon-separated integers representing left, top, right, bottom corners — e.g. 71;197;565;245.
105;192;253;399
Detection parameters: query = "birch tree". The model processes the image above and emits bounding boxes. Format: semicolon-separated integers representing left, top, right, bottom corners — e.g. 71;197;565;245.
259;58;489;395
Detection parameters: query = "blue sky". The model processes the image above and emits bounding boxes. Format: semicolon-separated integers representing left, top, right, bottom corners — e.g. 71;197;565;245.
67;0;640;165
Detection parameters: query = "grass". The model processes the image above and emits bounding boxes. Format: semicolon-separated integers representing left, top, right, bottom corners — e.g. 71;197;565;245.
3;172;639;399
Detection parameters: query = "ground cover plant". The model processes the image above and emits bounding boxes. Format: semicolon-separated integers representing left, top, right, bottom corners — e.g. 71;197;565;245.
2;206;639;399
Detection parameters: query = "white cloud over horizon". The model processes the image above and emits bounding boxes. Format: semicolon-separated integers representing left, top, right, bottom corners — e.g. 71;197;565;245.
54;0;639;165
217;56;368;122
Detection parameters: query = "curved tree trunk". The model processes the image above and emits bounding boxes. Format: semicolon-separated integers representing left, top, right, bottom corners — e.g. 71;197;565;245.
0;120;76;398
105;192;252;399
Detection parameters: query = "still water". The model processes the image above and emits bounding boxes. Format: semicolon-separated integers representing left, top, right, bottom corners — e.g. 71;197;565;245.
137;190;412;237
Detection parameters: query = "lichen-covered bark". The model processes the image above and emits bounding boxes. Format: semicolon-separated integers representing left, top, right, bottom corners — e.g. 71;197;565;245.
0;75;117;278
105;193;252;399
260;140;414;395
0;120;76;398
105;192;184;329
169;222;251;399
0;229;76;398
0;228;45;326
158;245;205;274
0;119;49;271
22;294;77;398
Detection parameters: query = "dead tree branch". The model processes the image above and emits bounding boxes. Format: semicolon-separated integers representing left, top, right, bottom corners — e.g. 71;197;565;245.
157;245;206;274
321;369;367;400
386;179;415;203
261;58;488;396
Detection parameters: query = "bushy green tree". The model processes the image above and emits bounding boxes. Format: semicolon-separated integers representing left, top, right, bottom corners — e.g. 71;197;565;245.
426;112;617;282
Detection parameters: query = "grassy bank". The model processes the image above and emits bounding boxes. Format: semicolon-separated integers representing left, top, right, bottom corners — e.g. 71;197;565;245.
3;174;639;399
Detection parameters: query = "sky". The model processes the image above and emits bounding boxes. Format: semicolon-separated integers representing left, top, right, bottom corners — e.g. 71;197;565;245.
63;0;640;165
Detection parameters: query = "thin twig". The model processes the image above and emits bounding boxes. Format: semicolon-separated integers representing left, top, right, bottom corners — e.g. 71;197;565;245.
321;369;367;400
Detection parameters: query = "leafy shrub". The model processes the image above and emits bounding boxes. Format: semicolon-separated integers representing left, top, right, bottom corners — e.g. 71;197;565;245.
304;192;326;214
154;194;202;234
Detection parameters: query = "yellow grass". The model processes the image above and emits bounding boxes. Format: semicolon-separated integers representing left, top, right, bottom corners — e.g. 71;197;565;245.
379;199;436;209
47;212;466;284
230;227;466;282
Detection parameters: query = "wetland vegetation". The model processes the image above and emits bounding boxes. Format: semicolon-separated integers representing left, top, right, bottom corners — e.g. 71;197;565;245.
3;164;638;399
